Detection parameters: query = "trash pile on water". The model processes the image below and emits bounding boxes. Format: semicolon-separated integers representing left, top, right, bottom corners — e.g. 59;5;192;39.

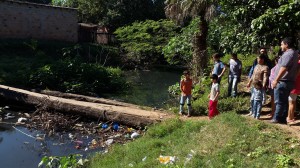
0;106;144;152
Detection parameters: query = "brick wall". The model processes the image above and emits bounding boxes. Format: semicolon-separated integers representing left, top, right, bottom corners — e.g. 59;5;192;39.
0;0;78;42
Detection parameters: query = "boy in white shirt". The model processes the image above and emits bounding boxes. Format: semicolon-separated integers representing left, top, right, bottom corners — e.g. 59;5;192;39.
208;74;220;119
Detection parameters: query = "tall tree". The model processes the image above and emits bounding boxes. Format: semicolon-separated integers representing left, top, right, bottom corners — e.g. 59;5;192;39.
210;0;300;54
52;0;166;30
165;0;218;82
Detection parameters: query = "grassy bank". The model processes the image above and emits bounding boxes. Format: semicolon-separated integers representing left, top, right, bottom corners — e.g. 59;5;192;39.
88;113;300;167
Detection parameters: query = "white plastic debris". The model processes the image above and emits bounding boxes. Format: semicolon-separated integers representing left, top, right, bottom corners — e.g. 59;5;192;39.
4;113;15;119
130;132;140;139
68;133;75;139
18;117;27;123
184;150;196;166
105;139;114;146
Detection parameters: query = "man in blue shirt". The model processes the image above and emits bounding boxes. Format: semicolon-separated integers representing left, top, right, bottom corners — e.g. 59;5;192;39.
271;37;299;124
211;53;226;84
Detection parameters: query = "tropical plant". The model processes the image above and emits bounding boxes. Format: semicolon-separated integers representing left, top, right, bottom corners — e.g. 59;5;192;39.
52;0;166;30
29;59;127;95
165;0;218;82
115;19;179;67
210;0;300;54
163;17;200;66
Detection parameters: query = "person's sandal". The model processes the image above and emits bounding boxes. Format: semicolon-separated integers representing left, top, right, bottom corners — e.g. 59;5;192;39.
287;119;295;123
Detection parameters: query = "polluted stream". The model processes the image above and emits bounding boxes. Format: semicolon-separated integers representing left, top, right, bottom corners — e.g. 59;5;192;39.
0;103;143;168
0;69;181;167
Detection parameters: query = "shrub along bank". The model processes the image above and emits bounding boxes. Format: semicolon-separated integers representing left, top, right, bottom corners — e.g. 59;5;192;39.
0;40;127;96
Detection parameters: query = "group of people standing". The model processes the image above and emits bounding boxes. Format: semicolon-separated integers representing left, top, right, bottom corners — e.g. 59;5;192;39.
179;37;300;124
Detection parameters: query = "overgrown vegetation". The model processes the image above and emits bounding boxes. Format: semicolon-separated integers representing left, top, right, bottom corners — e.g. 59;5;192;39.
0;40;127;95
114;19;179;67
88;113;300;167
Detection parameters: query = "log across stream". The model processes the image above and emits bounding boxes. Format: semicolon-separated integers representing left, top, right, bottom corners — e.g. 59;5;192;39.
0;85;172;127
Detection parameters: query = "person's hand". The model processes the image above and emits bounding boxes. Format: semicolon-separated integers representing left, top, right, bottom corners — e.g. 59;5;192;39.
218;75;222;78
271;80;278;89
246;82;250;88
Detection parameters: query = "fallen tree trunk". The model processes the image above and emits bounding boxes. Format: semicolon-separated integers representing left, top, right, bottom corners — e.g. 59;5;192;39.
0;85;171;127
35;90;139;108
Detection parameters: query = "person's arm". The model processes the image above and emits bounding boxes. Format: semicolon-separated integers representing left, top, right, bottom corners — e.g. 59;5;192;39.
271;67;288;89
213;91;220;101
248;65;254;79
262;89;266;104
180;80;184;93
262;67;269;88
219;66;226;78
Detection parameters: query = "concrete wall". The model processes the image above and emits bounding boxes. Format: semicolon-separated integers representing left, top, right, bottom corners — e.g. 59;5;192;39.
0;0;78;42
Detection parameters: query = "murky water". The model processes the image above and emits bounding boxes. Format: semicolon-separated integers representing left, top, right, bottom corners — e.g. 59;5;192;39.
0;110;100;168
0;68;181;168
109;69;181;108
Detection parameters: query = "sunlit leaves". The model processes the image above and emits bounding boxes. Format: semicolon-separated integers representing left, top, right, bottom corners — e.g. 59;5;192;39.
115;20;179;65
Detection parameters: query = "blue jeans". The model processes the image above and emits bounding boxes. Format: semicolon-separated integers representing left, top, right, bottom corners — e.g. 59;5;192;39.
273;81;294;123
180;95;192;113
252;100;262;118
228;75;239;97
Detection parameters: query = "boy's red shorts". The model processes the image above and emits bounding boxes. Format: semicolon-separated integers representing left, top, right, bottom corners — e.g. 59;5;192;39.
209;100;219;119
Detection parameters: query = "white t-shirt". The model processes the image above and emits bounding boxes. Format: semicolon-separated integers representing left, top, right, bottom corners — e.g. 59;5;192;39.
210;83;220;100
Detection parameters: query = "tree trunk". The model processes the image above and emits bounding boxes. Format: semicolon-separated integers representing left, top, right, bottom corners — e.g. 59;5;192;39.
192;18;208;83
0;85;170;127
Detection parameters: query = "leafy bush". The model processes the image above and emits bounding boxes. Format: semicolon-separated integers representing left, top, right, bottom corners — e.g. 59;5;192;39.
163;17;200;66
29;59;127;95
115;19;179;66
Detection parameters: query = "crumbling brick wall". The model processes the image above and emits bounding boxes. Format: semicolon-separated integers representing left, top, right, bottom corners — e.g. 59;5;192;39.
0;0;78;42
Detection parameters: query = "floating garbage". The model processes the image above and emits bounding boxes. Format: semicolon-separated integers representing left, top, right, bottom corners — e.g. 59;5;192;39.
105;139;114;146
158;155;176;164
4;113;15;119
102;123;108;129
127;127;134;133
17;117;27;123
112;122;119;131
130;132;140;139
68;133;75;139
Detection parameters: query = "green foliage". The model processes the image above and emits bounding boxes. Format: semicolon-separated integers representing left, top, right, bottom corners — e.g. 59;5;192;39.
29;59;127;95
276;154;294;168
163;18;200;66
115;19;179;66
210;0;299;54
54;0;166;30
38;154;88;168
247;146;269;158
251;1;300;46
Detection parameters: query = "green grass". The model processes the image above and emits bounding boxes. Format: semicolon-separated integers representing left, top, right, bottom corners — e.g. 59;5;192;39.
87;113;300;167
